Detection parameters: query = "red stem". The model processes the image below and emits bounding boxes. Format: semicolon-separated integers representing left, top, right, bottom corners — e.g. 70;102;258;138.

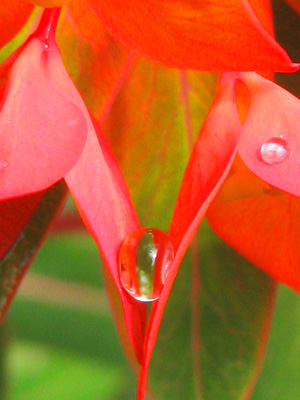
33;8;62;47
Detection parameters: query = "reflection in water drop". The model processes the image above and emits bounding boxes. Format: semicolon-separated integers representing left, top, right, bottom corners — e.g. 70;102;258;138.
118;227;174;302
260;137;290;165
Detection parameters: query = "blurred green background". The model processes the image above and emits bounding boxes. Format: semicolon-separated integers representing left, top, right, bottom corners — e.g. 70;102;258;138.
2;202;300;400
4;220;137;400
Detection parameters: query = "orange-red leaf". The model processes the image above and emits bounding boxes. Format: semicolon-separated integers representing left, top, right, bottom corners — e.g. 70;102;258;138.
207;156;300;292
87;0;298;71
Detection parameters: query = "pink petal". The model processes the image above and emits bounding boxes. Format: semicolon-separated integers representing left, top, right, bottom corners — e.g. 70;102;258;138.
0;38;88;199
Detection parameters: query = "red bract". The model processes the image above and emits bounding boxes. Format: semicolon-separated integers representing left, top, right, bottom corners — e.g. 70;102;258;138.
87;0;298;71
0;9;88;200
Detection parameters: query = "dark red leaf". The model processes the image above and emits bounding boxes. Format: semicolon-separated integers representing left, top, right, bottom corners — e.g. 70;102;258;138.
0;181;66;321
284;0;300;15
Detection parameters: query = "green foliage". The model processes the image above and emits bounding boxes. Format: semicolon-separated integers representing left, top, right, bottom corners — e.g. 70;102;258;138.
148;221;276;399
5;232;136;399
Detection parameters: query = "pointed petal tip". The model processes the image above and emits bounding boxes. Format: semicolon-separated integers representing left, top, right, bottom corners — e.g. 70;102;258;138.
291;62;300;71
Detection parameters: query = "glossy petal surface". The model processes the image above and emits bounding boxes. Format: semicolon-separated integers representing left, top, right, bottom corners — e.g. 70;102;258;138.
237;72;300;197
0;38;88;199
87;0;297;71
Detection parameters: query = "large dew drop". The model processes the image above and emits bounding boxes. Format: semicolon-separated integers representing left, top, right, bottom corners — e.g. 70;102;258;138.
260;137;290;165
118;227;174;302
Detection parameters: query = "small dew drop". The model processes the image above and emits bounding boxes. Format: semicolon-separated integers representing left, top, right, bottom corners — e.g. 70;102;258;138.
260;137;290;165
118;227;174;302
0;162;9;172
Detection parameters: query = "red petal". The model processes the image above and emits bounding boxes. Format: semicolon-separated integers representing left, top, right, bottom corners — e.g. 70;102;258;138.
137;73;242;399
237;72;300;197
87;0;298;71
65;118;147;364
0;0;33;49
0;38;88;199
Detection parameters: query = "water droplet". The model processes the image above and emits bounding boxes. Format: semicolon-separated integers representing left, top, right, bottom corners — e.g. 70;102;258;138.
0;162;9;172
260;137;290;165
118;227;174;302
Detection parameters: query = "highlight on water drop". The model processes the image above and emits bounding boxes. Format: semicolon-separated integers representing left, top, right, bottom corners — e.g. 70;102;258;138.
118;227;174;302
260;137;291;165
